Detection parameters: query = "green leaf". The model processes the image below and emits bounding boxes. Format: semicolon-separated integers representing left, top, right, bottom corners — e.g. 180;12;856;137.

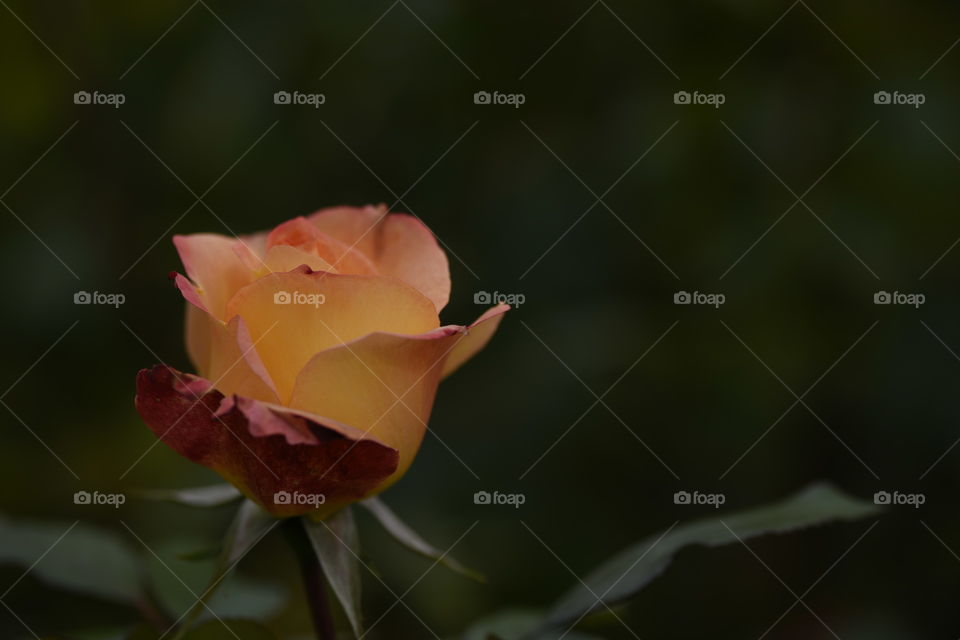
0;514;142;605
69;626;148;640
178;619;276;639
126;623;163;640
134;484;242;508
144;536;286;624
545;483;880;629
461;609;602;640
302;508;363;638
220;500;278;567
461;609;541;640
361;497;484;581
176;544;222;563
172;500;280;638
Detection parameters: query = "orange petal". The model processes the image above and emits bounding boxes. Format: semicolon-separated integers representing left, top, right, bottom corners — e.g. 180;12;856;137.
266;217;377;275
267;217;324;251
263;245;338;274
442;303;510;378
207;315;281;403
173;234;257;320
308;206;451;312
225;267;440;403
181;295;280;403
287;306;509;491
234;231;270;272
184;295;215;375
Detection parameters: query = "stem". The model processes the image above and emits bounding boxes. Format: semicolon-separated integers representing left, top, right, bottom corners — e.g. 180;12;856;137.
284;518;337;640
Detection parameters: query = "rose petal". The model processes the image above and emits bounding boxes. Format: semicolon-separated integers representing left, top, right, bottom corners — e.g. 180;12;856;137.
442;303;510;378
225;266;440;403
308;206;451;312
234;231;270;271
173;234;257;320
263;245;338;274
175;273;211;314
135;365;399;517
266;217;377;275
180;287;280;403
184;296;215;375
287;306;509;486
210;315;281;402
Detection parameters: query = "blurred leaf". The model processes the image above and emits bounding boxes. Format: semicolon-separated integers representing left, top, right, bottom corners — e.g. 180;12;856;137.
204;577;286;621
361;497;483;581
461;610;539;640
303;508;362;638
178;619;276;639
144;536;286;625
220;500;278;567
134;485;242;508
0;514;142;605
126;624;162;640
176;544;222;563
461;609;601;640
545;484;880;628
129;619;274;640
70;626;141;640
173;500;280;636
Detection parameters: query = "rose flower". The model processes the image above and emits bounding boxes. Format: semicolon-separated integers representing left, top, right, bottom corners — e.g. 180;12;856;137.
135;206;507;517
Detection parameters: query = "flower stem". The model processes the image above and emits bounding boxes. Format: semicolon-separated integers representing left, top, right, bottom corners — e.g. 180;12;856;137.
284;518;337;640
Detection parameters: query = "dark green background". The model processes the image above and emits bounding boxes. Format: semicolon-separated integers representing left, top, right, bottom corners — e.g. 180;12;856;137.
1;1;958;638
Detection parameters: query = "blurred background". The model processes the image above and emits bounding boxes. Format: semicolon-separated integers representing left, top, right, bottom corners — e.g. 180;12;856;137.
1;1;959;638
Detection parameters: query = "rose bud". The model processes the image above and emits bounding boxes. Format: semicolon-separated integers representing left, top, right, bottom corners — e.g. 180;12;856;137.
135;205;507;518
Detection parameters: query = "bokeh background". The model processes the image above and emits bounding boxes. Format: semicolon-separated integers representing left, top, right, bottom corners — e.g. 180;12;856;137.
2;1;959;638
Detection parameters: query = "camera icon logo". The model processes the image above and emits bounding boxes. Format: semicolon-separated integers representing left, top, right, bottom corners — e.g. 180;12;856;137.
874;91;891;105
274;91;291;105
873;491;891;505
674;291;691;305
473;490;491;505
474;291;492;304
74;291;92;304
74;91;91;105
673;490;691;504
274;491;292;504
874;291;891;305
274;291;292;304
474;91;491;105
673;91;691;105
74;490;91;504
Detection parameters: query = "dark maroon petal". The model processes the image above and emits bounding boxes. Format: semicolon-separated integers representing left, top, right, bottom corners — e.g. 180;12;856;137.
135;365;399;517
